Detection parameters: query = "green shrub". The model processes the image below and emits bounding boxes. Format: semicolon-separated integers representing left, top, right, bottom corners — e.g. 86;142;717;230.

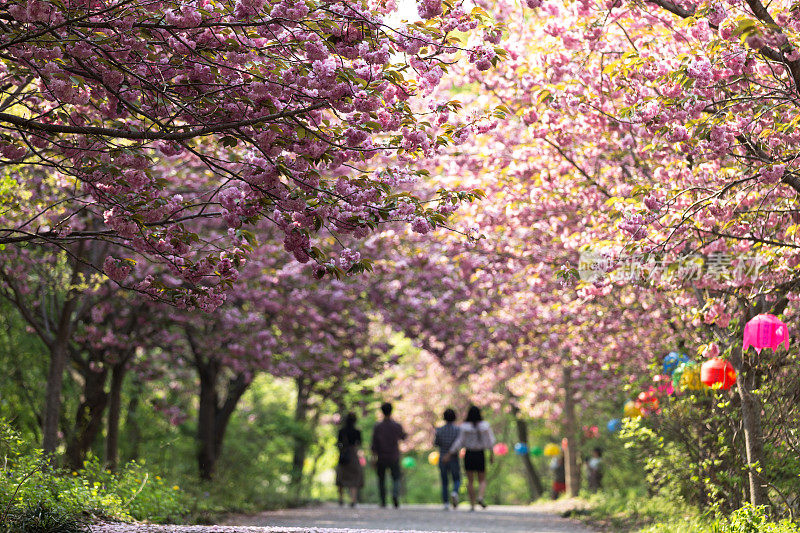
709;505;800;533
2;503;89;533
0;419;187;526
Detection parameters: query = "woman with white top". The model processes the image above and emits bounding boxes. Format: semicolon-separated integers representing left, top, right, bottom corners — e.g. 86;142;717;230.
443;405;495;510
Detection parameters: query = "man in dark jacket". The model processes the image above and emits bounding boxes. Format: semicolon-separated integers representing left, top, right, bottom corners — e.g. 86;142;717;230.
371;402;407;508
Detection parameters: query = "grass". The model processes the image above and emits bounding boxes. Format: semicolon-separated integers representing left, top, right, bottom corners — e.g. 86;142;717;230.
565;490;702;532
570;492;800;533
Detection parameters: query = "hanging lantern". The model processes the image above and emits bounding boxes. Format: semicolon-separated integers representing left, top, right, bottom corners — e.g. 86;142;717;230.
459;448;466;459
543;443;561;457
653;375;675;396
672;361;706;391
401;456;416;468
663;351;690;375
514;442;529;455
428;451;439;466
700;357;737;390
607;418;621;432
623;400;642;418
493;442;509;456
359;456;367;467
583;425;600;438
636;390;659;413
743;314;790;354
530;445;544;457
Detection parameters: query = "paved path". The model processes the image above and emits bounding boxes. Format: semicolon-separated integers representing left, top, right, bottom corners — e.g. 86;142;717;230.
220;501;596;533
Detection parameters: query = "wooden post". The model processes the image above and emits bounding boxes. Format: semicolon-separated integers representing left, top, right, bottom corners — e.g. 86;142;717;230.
562;365;580;496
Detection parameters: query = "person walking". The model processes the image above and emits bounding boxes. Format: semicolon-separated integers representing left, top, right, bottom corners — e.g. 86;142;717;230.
434;408;462;510
443;405;495;511
371;402;407;508
550;453;566;499
586;447;603;493
335;412;364;507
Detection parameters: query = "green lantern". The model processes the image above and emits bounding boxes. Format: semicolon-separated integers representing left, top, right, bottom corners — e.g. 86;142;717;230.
401;456;416;468
529;445;544;457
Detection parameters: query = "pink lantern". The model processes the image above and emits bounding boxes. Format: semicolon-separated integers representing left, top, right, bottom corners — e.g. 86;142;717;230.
493;442;508;456
743;314;789;354
652;375;674;395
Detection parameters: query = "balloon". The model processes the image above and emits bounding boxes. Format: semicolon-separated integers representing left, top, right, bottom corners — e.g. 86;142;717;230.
493;442;509;456
401;456;416;468
530;445;544;456
428;451;439;466
743;314;790;354
514;442;528;455
607;418;621;432
623;400;642;418
700;357;737;390
543;443;561;457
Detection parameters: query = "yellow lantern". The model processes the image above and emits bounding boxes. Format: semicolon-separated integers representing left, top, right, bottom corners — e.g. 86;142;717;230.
428;451;439;466
675;362;706;391
623;400;642;418
543;443;561;457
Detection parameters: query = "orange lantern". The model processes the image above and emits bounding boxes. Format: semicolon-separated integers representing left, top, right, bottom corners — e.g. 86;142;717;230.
700;357;736;390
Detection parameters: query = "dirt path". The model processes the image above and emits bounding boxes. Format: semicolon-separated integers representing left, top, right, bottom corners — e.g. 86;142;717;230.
218;500;596;533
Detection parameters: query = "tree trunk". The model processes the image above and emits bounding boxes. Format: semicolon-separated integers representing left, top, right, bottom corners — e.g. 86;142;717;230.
212;374;251;466
42;301;76;457
197;361;219;480
562;365;580;497
734;352;768;506
290;378;310;497
512;407;543;500
65;362;109;470
123;379;142;462
42;341;68;455
105;362;126;470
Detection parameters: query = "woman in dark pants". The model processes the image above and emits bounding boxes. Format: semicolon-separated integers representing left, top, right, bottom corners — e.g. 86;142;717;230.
443;405;495;511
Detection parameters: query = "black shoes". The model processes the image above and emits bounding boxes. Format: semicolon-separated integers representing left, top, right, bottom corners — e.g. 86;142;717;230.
393;497;400;508
478;498;487;509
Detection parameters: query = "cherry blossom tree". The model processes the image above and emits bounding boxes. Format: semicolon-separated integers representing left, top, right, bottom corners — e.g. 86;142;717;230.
0;0;494;305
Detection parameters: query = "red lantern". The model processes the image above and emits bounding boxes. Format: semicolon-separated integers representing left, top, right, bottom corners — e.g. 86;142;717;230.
700;357;737;390
636;390;659;413
743;314;790;354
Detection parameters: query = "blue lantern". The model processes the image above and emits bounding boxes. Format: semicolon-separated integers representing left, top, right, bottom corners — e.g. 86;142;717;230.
514;442;528;455
607;418;621;433
663;351;690;375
